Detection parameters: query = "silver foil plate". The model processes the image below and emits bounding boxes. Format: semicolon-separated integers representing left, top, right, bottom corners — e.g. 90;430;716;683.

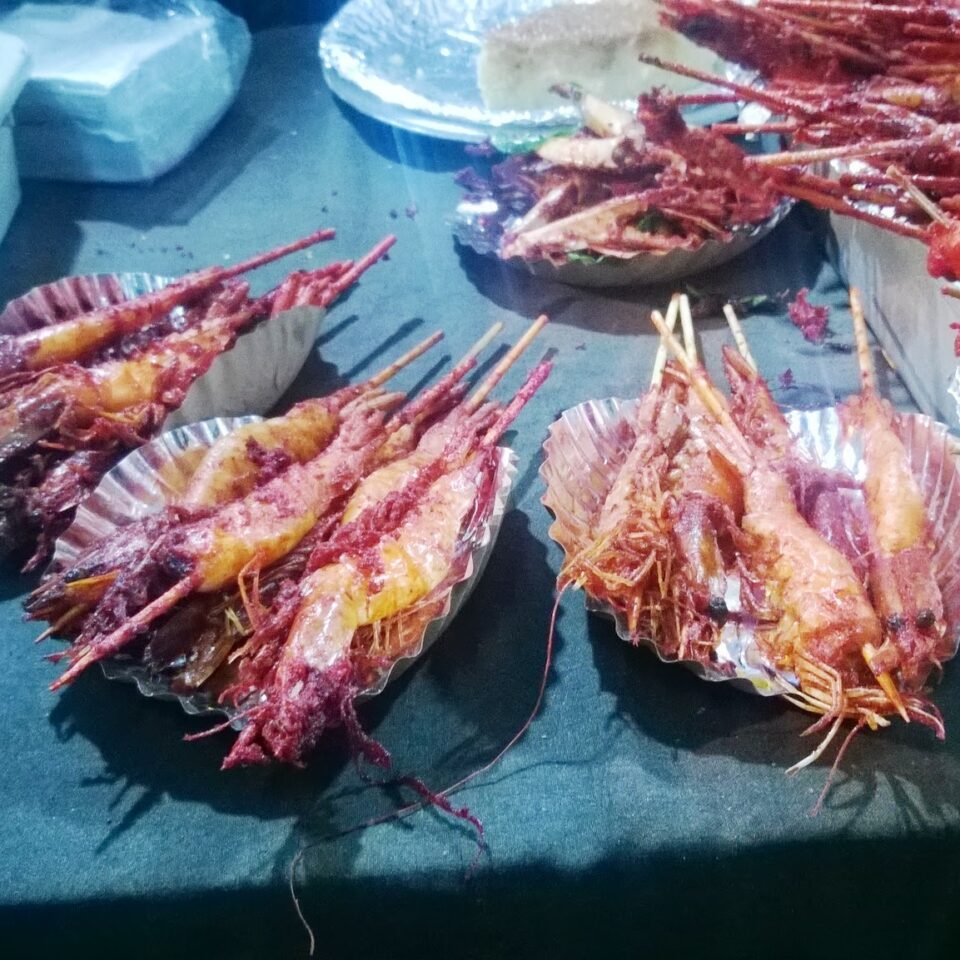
454;197;793;288
0;272;324;429
48;416;517;722
319;0;733;143
541;397;960;696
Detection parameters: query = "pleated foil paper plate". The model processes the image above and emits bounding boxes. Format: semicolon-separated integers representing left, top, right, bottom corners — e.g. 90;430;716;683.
541;397;960;696
0;272;324;428
454;196;793;288
48;416;517;723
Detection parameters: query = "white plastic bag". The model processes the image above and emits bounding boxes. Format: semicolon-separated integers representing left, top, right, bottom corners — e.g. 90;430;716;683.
0;1;251;183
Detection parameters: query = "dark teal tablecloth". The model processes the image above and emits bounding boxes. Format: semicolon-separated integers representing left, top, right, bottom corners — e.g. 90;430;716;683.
0;25;957;960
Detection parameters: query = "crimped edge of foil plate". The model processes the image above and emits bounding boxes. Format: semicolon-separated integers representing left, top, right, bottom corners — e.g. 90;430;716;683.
540;397;960;697
48;417;517;723
0;273;323;427
453;193;793;291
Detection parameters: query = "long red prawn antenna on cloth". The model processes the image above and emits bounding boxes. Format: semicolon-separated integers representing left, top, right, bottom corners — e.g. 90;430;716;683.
0;227;339;376
279;355;553;956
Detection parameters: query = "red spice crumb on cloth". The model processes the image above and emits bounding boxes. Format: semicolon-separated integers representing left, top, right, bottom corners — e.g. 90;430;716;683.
778;368;795;389
951;322;960;357
788;289;830;343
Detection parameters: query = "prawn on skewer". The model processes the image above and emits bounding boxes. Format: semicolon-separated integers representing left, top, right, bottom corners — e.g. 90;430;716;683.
0;234;397;564
842;289;952;696
649;310;940;746
719;305;872;581
660;297;744;664
0;227;336;376
555;296;742;667
219;360;552;768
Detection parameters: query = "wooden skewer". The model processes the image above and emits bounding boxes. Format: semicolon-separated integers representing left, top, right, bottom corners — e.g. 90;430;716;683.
650;309;752;462
679;294;697;363
650;294;681;388
723;304;758;373
885;164;951;226
467;314;548;411
366;331;444;389
848;288;876;393
464;321;505;361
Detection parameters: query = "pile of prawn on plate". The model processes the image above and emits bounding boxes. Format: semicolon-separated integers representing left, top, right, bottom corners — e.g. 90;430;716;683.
28;317;552;769
542;292;960;793
453;88;790;286
0;229;395;569
652;0;960;287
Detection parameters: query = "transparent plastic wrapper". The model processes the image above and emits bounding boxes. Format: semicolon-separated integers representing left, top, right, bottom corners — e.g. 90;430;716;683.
0;1;250;183
47;417;517;723
0;30;30;241
541;397;960;697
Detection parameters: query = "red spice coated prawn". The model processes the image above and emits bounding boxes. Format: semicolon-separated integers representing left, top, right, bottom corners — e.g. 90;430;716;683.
0;228;335;376
842;289;951;691
0;286;261;463
48;393;401;689
219;361;551;768
0;234;396;564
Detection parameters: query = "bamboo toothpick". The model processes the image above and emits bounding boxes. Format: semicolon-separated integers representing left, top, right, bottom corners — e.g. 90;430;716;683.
723;304;758;372
848;288;876;393
679;294;697;363
467;314;548;411
365;330;444;389
464;321;505;361
650;294;681;388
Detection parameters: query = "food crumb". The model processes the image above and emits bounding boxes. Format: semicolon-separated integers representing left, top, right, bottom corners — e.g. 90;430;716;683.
788;289;830;343
405;203;418;219
389;209;399;220
778;368;795;389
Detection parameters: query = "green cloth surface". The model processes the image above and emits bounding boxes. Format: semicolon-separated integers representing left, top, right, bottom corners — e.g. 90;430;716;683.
0;25;958;960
